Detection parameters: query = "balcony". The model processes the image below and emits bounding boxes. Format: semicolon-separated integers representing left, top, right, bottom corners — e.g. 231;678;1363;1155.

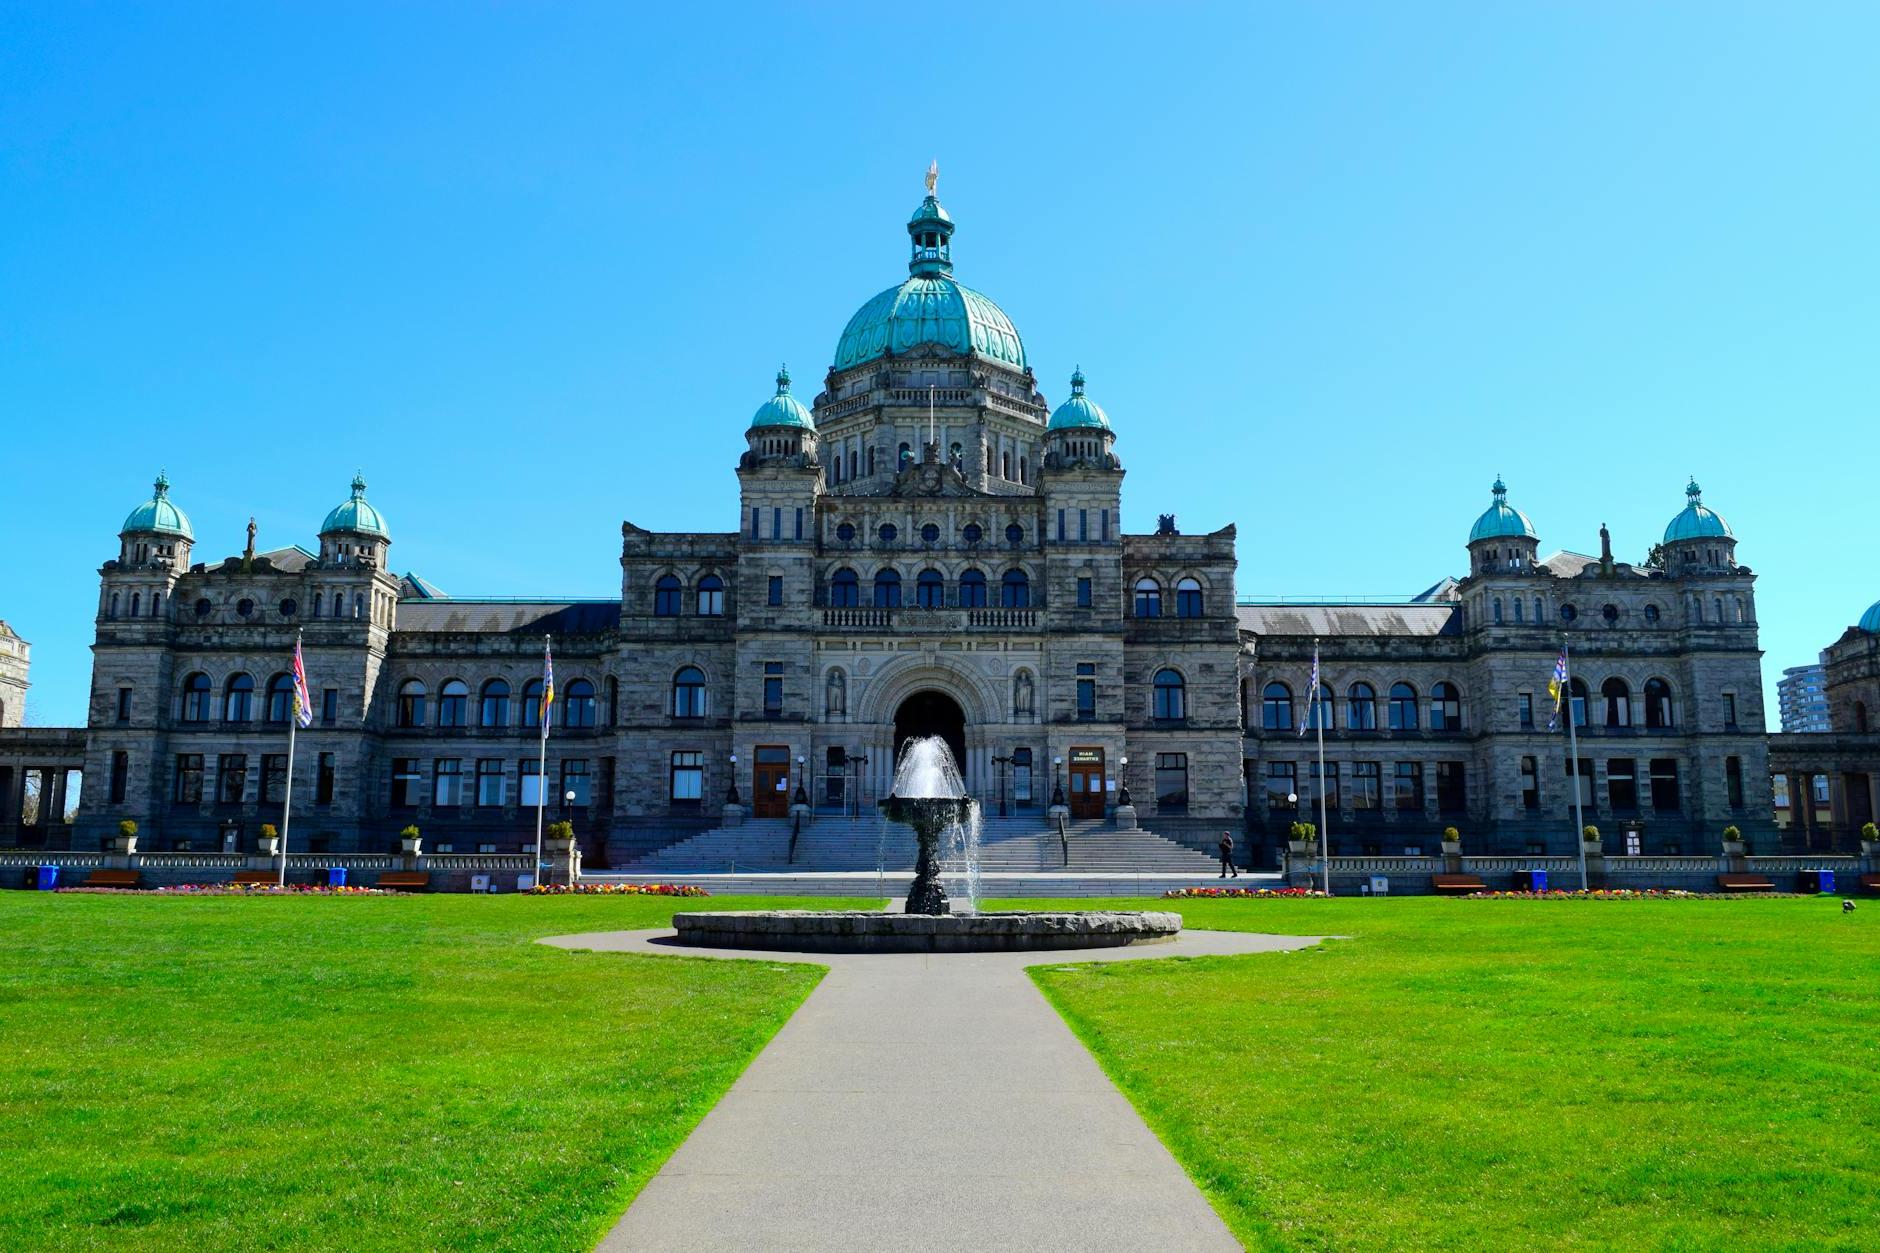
820;606;1040;632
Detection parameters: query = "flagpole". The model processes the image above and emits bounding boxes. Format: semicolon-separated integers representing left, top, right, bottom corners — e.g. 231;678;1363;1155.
534;633;549;890
1564;635;1588;889
1314;640;1329;896
278;631;300;888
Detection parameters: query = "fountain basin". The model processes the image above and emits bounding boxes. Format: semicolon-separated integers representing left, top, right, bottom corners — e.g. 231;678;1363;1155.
670;910;1182;954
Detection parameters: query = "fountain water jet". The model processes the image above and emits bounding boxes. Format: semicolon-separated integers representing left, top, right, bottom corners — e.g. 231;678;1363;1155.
882;736;980;915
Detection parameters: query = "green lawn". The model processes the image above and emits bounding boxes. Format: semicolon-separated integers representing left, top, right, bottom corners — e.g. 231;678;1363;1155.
1015;897;1880;1251
0;893;874;1252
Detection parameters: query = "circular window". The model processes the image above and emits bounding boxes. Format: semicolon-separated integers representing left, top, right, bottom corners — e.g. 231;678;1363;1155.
1601;603;1619;623
1644;604;1661;624
836;523;855;543
878;523;898;543
279;598;298;618
921;523;940;544
1560;604;1578;622
194;597;212;618
1005;523;1024;545
237;598;255;618
962;523;983;545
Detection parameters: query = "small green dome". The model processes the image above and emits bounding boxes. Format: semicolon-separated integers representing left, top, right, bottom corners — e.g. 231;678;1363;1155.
121;471;194;540
1047;368;1111;431
320;473;391;540
749;365;815;430
1468;478;1536;543
1858;600;1880;633
1663;478;1732;543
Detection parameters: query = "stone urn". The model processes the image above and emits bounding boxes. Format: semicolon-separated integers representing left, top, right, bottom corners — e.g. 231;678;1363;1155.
1580;838;1603;858
543;836;575;857
400;835;422;856
256;835;281;856
1287;839;1315;857
112;832;139;855
1862;840;1880;858
1721;839;1747;857
1440;839;1463;856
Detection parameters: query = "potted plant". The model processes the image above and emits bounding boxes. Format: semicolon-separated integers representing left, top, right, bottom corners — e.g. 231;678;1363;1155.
1440;826;1462;855
114;818;139;854
1860;822;1878;857
1581;824;1603;853
399;824;422;855
543;820;575;854
1720;824;1747;856
255;823;281;855
1287;820;1317;855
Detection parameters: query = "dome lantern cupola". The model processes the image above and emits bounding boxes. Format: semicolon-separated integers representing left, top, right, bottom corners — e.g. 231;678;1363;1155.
118;469;194;566
747;364;816;432
318;472;391;567
1858;599;1880;634
743;365;819;467
1466;477;1539;575
907;161;954;277
1661;476;1736;572
1045;366;1119;471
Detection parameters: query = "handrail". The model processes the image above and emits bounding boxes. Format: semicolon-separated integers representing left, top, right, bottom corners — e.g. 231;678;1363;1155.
1057;813;1069;867
788;812;802;865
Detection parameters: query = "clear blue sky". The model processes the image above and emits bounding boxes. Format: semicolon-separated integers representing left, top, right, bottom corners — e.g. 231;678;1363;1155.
4;2;1876;727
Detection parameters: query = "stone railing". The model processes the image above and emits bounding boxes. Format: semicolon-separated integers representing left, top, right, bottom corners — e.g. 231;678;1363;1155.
822;606;1040;631
1461;857;1578;873
1318;856;1442;873
1606;856;1720;873
1746;855;1859;871
0;851;104;868
886;387;975;406
421;854;534;871
287;854;394;869
133;852;246;869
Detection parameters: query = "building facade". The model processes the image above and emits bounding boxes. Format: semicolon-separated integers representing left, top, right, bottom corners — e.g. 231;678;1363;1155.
1767;600;1880;846
0;180;1786;864
1777;662;1831;733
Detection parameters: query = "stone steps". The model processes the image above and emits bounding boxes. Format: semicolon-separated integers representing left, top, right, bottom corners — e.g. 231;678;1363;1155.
584;869;1286;898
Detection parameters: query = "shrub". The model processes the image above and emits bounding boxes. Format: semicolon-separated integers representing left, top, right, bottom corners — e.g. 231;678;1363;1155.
1861;822;1877;842
258;823;278;840
400;824;421;841
1582;825;1601;841
547;820;574;841
1443;826;1461;842
1722;825;1743;842
117;819;138;839
1288;820;1317;842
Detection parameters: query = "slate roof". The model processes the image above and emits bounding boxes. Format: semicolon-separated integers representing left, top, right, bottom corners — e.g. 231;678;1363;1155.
394;601;620;635
1235;603;1461;638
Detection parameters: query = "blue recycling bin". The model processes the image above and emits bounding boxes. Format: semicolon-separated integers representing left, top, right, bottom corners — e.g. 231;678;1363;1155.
36;865;60;891
1800;868;1835;894
327;866;348;888
1529;869;1549;893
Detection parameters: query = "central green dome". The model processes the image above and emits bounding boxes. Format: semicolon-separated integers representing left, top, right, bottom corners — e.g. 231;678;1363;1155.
831;183;1027;373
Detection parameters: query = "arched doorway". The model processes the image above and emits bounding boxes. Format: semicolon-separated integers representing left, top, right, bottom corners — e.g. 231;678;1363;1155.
893;690;967;776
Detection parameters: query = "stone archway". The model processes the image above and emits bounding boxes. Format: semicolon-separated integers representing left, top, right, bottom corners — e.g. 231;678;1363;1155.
893;690;967;777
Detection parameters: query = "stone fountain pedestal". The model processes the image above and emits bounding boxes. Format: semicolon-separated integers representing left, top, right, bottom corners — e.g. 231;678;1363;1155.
880;794;973;915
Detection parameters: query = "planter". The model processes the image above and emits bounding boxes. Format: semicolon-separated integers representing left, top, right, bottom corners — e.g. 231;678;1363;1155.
256;837;281;856
1287;840;1315;856
1860;840;1878;857
1440;841;1462;856
112;835;139;855
544;838;575;855
1721;840;1747;857
399;838;422;856
1580;840;1603;857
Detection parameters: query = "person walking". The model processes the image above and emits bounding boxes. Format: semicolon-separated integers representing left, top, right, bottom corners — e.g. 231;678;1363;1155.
1217;830;1239;878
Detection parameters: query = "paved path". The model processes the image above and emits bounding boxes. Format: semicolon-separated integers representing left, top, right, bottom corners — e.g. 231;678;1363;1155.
541;924;1323;1251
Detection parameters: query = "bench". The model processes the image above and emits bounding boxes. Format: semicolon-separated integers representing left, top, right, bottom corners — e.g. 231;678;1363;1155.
1861;874;1880;895
1432;873;1487;894
81;868;141;889
1716;873;1774;892
232;870;280;885
377;871;431;892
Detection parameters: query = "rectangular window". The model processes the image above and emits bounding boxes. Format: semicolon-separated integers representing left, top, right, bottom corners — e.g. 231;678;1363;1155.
1566;757;1593;807
1265;761;1296;809
795;507;803;540
218;754;248;805
1056;508;1066;542
1722;693;1738;728
1100;509;1110;542
316;753;335;804
61;769;82;824
1310;760;1339;810
764;661;783;718
1393;762;1423;811
1520;756;1540;810
173;754;203;804
1518;692;1534;731
768;575;783;607
772;506;781;540
109;751;128;804
392;758;422;808
434;758;463;807
670;751;703;804
521;759;543;807
1076;577;1092;607
262;754;289;804
116;686;132;723
1079;508;1088;541
1350;762;1380;810
1154;753;1189;813
750;506;760;539
1436;761;1466;813
20;769;46;825
562;758;591;806
322;688;338;725
1076;662;1096;721
1013;747;1033;804
1607;759;1637;812
476;759;506;807
1649;758;1681;811
1726;756;1744;808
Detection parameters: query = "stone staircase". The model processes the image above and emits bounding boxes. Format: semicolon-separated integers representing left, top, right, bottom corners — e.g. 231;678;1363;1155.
614;813;1223;876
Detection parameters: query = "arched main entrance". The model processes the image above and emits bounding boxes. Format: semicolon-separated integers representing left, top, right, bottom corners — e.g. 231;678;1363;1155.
893;690;967;776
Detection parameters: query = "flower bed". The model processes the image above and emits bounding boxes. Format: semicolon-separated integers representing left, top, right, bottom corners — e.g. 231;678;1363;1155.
528;882;710;897
1463;888;1817;900
58;883;396;896
1163;886;1329;899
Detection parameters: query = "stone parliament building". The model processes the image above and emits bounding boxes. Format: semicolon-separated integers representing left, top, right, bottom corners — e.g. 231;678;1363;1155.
4;179;1872;870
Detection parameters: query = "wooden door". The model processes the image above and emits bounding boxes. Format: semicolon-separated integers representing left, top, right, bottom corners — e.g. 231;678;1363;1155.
752;746;791;818
1068;747;1105;819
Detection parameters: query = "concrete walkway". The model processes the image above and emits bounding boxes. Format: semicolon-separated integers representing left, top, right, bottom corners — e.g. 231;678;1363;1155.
541;924;1323;1251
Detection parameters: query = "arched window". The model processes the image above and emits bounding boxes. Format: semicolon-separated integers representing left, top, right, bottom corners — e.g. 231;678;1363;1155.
479;679;510;728
1018;455;1027;483
438;679;469;727
1492;598;1503;624
873;568;902;608
1856;701;1870;733
824;669;846;719
265;673;295;724
396;679;426;728
1005;522;1023;546
354;593;364;620
108;592;120;618
606;676;619;725
948;441;963;469
1134;578;1162;618
1569;677;1588;728
866;447;876;476
312;592;323;618
1261;682;1293;731
1001;569;1030;608
521;679;544;728
696;574;724;616
130;592;141;617
672;666;706;718
564;679;596;728
1013;670;1035;716
181;672;212;722
1153;669;1187;720
1389;682;1419;730
1644;678;1675;729
1347;682;1377;730
1305;682;1334;730
1513;598;1524;623
1602;678;1631;727
1533;597;1544;623
899;441;913;469
151;593;162;619
654;575;682;617
1431;682;1462;730
224;674;255;722
958;568;987;608
829;568;859;608
1175;577;1203;618
916;568;945;609
1001;450;1012;479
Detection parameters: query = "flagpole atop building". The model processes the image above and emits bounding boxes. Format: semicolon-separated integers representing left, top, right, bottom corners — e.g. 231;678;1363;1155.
1314;639;1329;896
1564;635;1588;890
534;633;550;890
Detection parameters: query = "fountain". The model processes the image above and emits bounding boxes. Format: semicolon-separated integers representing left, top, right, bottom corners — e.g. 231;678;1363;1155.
669;736;1180;953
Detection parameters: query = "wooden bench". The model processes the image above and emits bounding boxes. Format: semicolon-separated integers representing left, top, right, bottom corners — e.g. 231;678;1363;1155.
1716;873;1775;892
81;868;141;889
1860;874;1880;895
232;870;280;885
377;871;431;892
1432;873;1488;894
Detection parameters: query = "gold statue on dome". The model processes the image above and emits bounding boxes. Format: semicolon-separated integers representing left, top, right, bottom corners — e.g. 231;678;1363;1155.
925;160;938;195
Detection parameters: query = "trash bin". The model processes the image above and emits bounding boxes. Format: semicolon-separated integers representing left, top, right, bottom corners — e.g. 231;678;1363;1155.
1799;869;1835;894
1817;869;1836;894
36;865;60;891
1529;869;1549;893
326;866;348;888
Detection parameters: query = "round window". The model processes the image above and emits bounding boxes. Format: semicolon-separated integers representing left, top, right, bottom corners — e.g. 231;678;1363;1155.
1005;523;1023;545
1601;603;1619;622
836;523;856;543
279;598;298;618
1560;604;1578;622
194;598;212;617
1644;604;1661;624
878;523;898;543
237;598;255;618
962;523;983;545
921;523;940;544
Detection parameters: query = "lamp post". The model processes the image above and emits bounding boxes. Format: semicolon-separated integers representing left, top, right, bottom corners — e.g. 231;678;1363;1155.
847;751;869;818
1117;755;1131;808
992;753;1014;816
794;755;809;807
726;752;740;805
1052;755;1065;808
563;789;577;886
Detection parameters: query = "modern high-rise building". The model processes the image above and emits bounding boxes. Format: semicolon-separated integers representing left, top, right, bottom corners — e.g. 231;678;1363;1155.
1776;662;1830;733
